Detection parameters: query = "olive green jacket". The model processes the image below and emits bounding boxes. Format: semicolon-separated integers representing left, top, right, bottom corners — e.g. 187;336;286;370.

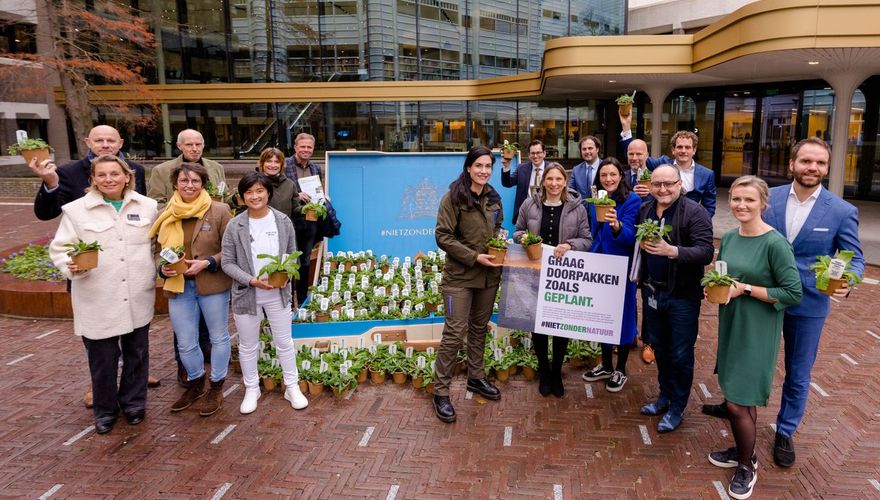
435;184;503;288
147;155;226;208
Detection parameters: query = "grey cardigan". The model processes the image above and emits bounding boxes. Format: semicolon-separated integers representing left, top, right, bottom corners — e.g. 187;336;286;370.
221;207;297;315
512;191;593;251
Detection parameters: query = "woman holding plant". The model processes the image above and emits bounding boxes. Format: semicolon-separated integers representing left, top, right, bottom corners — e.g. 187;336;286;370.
49;155;158;434
581;158;641;393
432;146;504;423
221;172;309;413
150;163;232;417
707;175;801;499
513;162;592;397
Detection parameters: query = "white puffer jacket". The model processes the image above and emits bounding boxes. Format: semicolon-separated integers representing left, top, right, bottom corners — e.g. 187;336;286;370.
49;190;158;339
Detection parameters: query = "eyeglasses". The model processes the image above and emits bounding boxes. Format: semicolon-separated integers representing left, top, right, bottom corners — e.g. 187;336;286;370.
650;180;681;190
177;178;203;186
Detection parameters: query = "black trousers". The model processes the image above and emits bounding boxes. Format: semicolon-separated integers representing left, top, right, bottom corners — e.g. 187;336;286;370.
82;323;150;423
173;312;211;367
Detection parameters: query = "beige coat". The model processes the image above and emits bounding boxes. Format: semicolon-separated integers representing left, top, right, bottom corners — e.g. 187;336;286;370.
49;190;158;339
147;155;226;207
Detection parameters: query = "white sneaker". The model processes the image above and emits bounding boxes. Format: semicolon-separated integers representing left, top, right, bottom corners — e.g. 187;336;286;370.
284;385;309;410
239;387;261;414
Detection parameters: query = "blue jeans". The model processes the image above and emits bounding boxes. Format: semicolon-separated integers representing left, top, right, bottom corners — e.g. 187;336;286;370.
168;280;230;382
641;288;701;414
776;313;826;437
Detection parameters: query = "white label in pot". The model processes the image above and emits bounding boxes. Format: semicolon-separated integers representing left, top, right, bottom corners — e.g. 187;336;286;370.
160;247;182;264
828;258;846;279
715;260;728;275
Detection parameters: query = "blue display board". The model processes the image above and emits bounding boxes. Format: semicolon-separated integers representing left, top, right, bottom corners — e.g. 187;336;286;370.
325;151;516;257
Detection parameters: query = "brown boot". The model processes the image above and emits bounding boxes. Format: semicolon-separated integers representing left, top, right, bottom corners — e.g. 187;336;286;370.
171;375;206;412
199;378;225;417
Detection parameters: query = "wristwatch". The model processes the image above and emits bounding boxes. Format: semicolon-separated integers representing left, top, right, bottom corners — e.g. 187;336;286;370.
743;284;752;296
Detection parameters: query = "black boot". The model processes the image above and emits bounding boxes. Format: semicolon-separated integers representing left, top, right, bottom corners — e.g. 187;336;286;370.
433;395;456;423
537;358;552;397
466;378;501;400
551;371;565;398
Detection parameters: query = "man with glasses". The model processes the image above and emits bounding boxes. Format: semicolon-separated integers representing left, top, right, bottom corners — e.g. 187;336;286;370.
501;139;546;224
568;136;602;200
634;165;714;433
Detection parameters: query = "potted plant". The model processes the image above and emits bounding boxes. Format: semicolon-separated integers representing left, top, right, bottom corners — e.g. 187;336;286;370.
257;250;303;288
326;367;357;399
701;268;735;304
520;229;543;261
486;236;508;264
566;340;601;368
635;219;672;250
519;350;538;380
586;189;617;220
158;244;187;274
810;250;862;296
63;239;102;271
8;138;53;165
616;92;635;118
500;140;519;161
301;201;328;222
205;180;228;202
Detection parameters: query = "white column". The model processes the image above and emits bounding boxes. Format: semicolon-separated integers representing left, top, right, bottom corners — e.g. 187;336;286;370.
644;86;673;157
824;73;868;196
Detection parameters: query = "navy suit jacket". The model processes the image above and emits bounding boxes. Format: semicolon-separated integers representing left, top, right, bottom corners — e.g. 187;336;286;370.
620;136;716;217
568;159;600;200
763;185;864;318
501;161;538;224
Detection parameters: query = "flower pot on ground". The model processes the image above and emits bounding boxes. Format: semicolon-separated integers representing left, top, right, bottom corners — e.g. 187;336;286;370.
392;371;407;384
494;367;510;382
356;369;368;384
568;356;584;368
452;361;464;376
412;376;424;390
8;138;53;165
508;365;518;376
64;239;102;271
332;385;350;398
522;366;536;380
298;380;309;393
315;312;330;323
307;381;324;395
425;382;435;394
262;376;276;391
370;368;386;384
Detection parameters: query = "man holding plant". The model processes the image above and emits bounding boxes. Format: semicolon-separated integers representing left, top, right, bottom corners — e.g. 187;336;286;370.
501;139;546;224
702;137;864;468
634;165;714;433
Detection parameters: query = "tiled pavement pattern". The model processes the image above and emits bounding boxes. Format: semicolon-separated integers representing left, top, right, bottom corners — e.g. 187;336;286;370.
1;198;880;498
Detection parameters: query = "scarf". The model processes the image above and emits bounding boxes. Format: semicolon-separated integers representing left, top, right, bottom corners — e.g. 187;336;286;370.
149;190;212;293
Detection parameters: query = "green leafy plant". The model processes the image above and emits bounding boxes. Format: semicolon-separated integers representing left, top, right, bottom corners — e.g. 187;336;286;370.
565;340;601;362
486;236;508;250
810;250;862;290
615;93;634;105
700;269;735;287
158;244;185;265
301;202;328;219
585;193;617;206
501;140;519;153
63;239;102;256
257;251;303;279
1;244;64;281
638;169;652;181
521;229;543;246
7;138;52;155
635;219;672;243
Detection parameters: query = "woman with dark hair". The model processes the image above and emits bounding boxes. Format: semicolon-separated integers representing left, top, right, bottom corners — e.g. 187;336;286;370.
432;146;504;423
50;155;157;434
222;172;309;414
150;162;232;417
513;162;592;397
581;157;642;392
257;147;299;220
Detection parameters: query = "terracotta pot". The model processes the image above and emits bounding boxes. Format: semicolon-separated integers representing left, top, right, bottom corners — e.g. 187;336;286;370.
370;369;386;384
333;386;349;398
343;262;353;272
267;272;289;288
21;148;51;166
356;369;368;384
392;371;407;384
315;312;330;323
705;284;731;304
412;376;424;389
595;204;615;221
487;247;507;265
279;380;286;392
381;264;390;274
262;376;276;392
305;209;318;221
637;179;652;189
524;242;542;261
522;366;536;380
453;361;465;376
307;381;324;396
502;149;516;160
569;356;584;368
425;302;438;313
167;256;188;274
425;382;435;394
70;250;99;271
508;365;518;376
495;367;509;382
298;380;309;393
820;278;847;296
618;102;633;118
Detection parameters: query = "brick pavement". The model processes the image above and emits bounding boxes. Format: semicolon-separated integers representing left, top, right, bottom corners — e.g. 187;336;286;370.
1;201;879;498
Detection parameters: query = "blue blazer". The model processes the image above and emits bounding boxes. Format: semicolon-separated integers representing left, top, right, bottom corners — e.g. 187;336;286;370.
589;191;641;345
501;161;536;224
568;159;600;200
620;136;717;217
763;185;864;318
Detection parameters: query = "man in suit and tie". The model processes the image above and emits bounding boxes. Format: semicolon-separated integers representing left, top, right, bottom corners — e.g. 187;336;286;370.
619;114;716;218
626;138;651;198
568;135;602;200
702;136;863;468
501;139;546;224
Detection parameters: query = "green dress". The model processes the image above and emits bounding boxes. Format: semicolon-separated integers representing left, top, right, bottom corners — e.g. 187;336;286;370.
716;228;802;406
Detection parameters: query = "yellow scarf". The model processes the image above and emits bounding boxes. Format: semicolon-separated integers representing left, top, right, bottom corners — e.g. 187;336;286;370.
149;190;212;293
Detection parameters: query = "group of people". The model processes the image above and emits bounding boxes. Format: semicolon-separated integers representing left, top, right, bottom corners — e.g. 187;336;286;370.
34;126;325;435
432;113;863;499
